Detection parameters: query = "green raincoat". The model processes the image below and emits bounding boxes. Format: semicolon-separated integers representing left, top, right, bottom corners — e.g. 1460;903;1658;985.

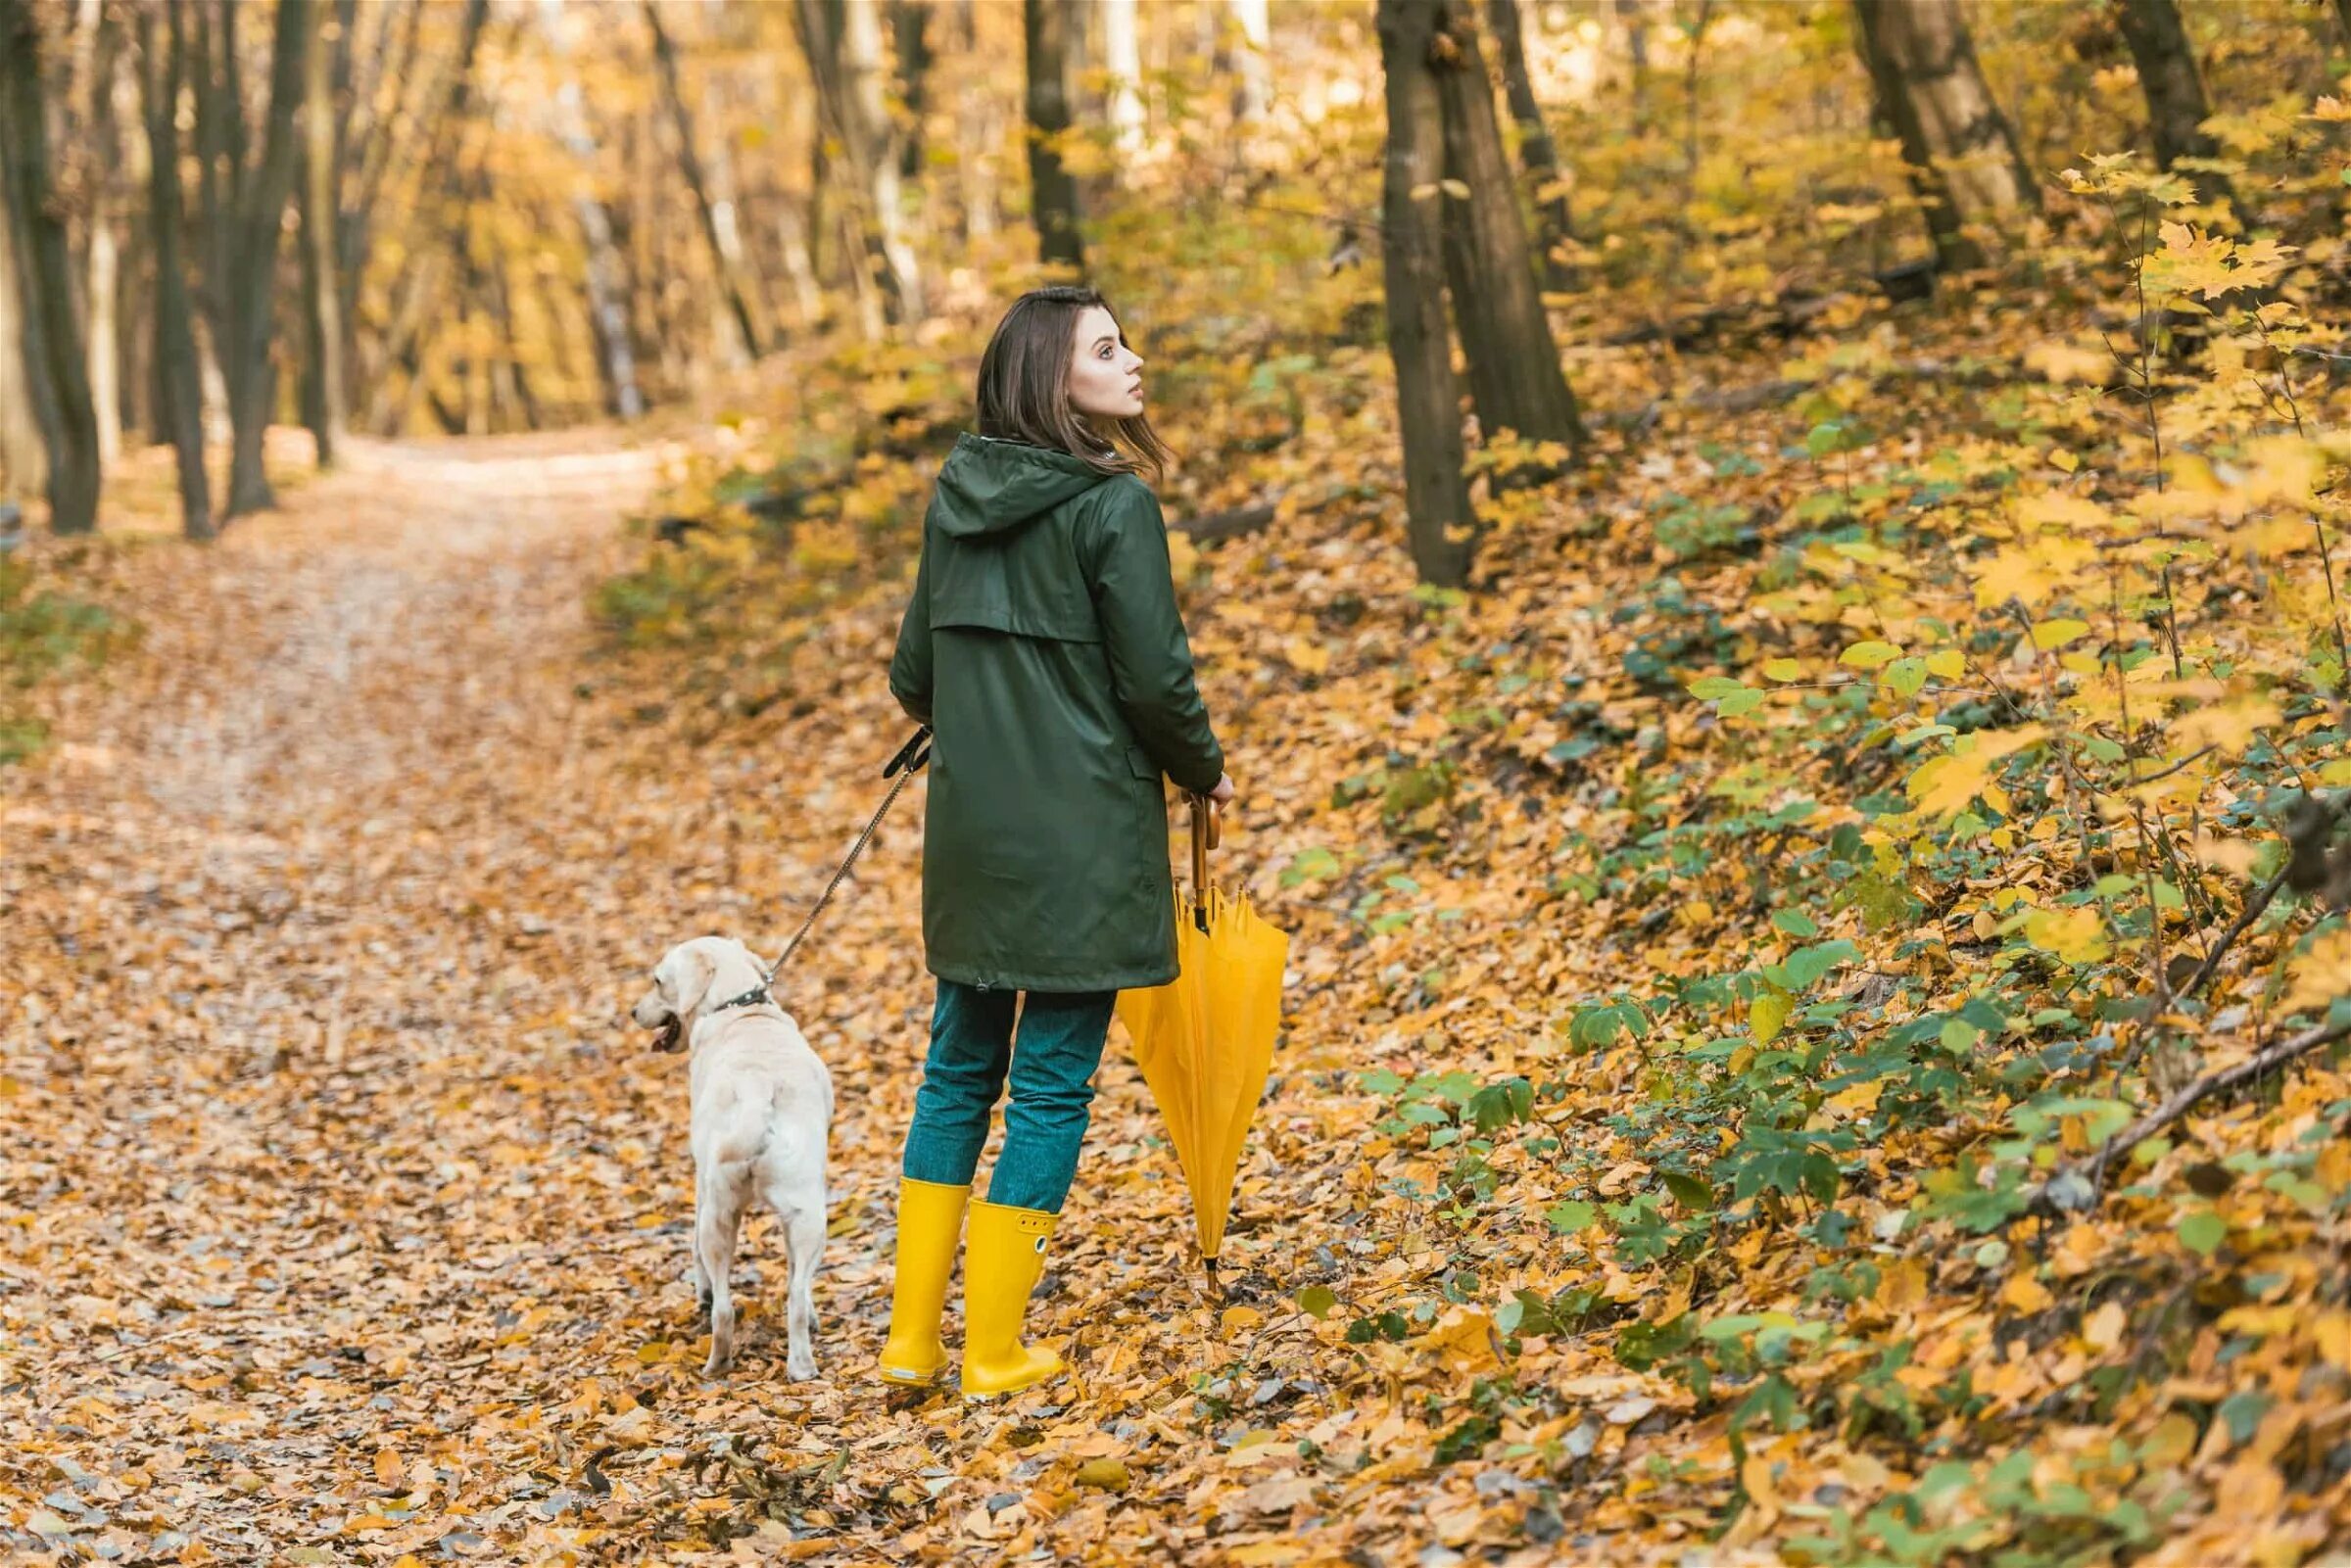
889;433;1224;993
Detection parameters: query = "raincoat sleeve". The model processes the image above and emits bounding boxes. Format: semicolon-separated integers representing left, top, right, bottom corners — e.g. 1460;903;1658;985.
1083;482;1225;795
888;540;935;725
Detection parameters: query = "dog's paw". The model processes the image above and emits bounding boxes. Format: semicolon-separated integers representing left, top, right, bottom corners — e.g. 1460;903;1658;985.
702;1351;736;1378
786;1351;817;1381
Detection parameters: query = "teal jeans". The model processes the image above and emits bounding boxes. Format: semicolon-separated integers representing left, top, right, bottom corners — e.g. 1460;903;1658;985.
901;980;1117;1214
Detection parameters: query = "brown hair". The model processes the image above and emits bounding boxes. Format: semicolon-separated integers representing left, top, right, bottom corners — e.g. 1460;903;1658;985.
975;286;1173;481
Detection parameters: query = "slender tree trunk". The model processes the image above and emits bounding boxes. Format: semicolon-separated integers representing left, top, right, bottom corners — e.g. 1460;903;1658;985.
1025;0;1084;270
139;3;211;541
776;199;823;332
793;0;923;324
0;188;45;500
960;5;1001;243
1;2;100;535
82;5;122;468
1431;1;1583;456
644;0;769;356
1486;0;1572;290
890;0;933;180
1376;0;1476;589
220;0;312;518
299;0;347;466
2111;0;2242;223
1101;0;1144;155
538;0;644;419
1852;0;2037;270
1620;0;1651;128
1228;0;1270;124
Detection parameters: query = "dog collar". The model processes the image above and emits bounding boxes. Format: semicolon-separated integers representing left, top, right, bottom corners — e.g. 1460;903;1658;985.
712;984;772;1013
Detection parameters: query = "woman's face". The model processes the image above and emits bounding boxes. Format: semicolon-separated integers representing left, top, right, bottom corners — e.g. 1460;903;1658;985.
1067;305;1145;423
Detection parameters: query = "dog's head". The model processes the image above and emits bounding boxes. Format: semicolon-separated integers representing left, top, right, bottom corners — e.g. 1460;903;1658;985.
632;936;767;1054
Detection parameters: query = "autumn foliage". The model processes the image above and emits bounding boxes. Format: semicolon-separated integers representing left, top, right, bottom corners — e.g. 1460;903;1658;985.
12;2;2351;1565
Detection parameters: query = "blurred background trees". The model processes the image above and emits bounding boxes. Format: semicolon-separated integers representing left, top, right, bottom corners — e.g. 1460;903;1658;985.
0;0;2339;568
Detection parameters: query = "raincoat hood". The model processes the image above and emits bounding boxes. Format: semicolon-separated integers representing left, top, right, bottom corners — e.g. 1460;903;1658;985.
932;433;1117;539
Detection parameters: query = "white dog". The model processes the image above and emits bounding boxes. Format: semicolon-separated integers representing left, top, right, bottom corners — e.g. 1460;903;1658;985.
632;936;833;1378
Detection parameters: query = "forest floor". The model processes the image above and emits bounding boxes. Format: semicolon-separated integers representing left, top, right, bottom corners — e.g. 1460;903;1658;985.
0;433;1593;1568
8;311;2348;1566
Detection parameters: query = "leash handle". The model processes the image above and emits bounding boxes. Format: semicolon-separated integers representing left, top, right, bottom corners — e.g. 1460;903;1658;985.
885;725;933;779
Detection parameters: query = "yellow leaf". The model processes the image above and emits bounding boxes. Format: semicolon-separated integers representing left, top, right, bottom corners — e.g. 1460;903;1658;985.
1904;727;2046;820
1841;640;1900;669
1877;1257;1929;1310
1283;637;1331;676
1415;1307;1502;1375
1925;649;1966;679
2031;618;2089;650
1762;658;1803;683
1222;1305;1265;1340
2023;906;2110;966
2284;929;2351;1016
1825;1078;1884;1118
2000;1270;2053;1313
2171;696;2280;757
2025;342;2112;386
1750;990;1792;1046
373;1449;403;1489
2083;1301;2127;1351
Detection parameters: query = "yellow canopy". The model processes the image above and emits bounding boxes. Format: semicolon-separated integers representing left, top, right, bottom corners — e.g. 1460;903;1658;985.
1117;802;1289;1268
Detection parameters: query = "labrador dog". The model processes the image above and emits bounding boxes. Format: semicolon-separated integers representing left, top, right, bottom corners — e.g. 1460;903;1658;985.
632;936;833;1378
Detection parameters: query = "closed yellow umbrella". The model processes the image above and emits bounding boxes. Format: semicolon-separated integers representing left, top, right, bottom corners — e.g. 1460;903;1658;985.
1117;797;1290;1274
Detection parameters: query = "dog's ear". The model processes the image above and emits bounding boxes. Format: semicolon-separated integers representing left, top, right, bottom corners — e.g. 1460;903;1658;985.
658;944;719;1019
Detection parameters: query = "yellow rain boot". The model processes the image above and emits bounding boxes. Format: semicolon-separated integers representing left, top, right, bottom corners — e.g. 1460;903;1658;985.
960;1200;1063;1399
877;1178;969;1387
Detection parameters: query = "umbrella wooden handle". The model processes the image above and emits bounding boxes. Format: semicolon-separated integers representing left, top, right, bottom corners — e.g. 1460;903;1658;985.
1187;794;1220;927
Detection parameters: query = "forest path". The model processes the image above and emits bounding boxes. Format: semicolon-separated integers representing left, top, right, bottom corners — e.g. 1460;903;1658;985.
0;436;912;1563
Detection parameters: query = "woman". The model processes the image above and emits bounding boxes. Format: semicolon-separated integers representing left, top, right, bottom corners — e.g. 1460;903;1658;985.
879;285;1235;1398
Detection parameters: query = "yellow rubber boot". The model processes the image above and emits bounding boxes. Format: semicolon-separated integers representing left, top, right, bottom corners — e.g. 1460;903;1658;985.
877;1178;969;1387
960;1200;1062;1399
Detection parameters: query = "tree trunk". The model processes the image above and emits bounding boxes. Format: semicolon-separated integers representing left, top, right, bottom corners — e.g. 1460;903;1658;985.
1025;0;1083;270
1;2;101;535
82;4;122;468
0;184;45;501
890;0;932;180
1228;0;1270;124
807;0;925;323
1376;0;1476;589
1850;0;2036;270
220;0;312;518
1431;1;1583;456
139;3;211;541
538;0;644;419
1102;0;1144;155
1485;0;1572;291
299;0;347;467
644;0;769;357
960;8;1001;243
2111;0;2241;222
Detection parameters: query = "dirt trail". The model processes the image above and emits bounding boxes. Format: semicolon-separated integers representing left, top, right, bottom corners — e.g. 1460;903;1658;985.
0;437;943;1562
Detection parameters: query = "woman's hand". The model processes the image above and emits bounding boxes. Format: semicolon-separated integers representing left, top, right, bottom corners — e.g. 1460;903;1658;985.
1209;772;1236;806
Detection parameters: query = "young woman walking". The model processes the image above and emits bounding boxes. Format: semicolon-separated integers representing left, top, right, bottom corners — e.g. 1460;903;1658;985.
880;285;1235;1398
